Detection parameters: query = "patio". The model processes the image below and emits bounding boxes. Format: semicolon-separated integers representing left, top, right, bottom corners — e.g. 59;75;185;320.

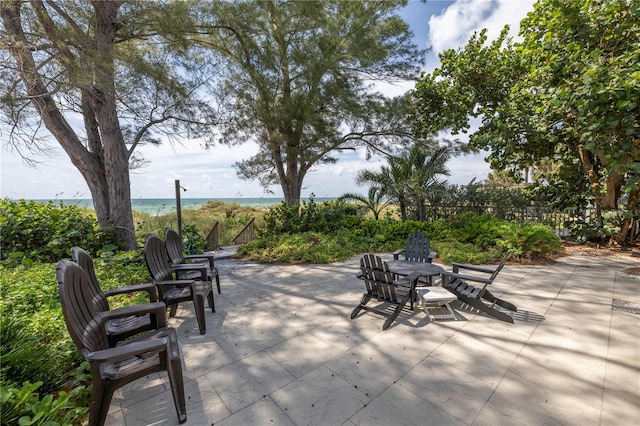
104;253;639;425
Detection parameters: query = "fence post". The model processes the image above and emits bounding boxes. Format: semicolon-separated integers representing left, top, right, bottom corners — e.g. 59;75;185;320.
175;180;183;239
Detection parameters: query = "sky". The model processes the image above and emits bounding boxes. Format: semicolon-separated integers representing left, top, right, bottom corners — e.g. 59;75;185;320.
0;0;535;201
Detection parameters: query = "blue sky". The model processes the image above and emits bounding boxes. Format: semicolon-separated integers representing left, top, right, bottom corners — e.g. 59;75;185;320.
0;0;535;200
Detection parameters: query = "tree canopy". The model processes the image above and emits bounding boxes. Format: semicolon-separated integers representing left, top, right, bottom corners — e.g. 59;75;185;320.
412;0;640;244
1;0;217;249
194;0;424;204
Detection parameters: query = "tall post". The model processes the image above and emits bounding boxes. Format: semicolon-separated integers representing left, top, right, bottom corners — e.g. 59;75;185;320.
175;180;183;239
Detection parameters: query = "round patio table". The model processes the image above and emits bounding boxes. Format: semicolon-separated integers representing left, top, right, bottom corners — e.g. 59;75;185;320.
386;260;445;286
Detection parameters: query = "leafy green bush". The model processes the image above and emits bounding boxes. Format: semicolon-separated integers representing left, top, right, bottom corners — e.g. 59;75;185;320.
0;264;79;394
241;213;562;264
261;196;357;236
0;199;119;266
1;379;89;426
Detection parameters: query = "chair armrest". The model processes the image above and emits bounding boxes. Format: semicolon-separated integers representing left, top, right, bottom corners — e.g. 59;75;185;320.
441;271;493;285
85;337;168;363
103;283;157;302
392;248;405;260
99;302;167;327
452;263;496;274
395;271;421;289
428;251;437;259
154;279;195;288
170;263;208;280
184;254;215;267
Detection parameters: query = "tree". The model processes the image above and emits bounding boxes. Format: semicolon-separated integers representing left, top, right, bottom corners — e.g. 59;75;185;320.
355;144;451;221
1;0;216;249
194;0;423;205
338;187;391;220
412;0;640;244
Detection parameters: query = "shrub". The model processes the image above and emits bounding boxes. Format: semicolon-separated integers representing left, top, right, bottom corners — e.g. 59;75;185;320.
0;199;119;266
0;379;89;426
0;264;79;395
261;195;357;236
240;213;562;265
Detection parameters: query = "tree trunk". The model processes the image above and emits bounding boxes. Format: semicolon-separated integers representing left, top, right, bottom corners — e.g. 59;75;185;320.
1;1;137;250
91;1;137;250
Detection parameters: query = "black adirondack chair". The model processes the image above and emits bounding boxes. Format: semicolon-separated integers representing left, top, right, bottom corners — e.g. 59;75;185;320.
164;227;221;294
351;253;421;330
71;246;161;346
393;232;437;263
56;260;187;426
144;233;214;335
441;253;517;323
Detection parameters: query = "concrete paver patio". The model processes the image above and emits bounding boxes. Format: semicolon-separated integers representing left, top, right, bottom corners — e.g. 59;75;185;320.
104;253;639;425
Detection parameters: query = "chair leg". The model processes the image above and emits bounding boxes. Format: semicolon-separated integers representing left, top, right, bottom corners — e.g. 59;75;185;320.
350;295;371;319
193;294;206;334
167;355;187;424
169;304;178;318
383;294;410;330
90;378;114;426
207;289;215;313
215;273;221;294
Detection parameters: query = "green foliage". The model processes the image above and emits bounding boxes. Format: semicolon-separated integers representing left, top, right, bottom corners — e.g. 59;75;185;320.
242;212;562;264
434;241;503;265
240;232;363;264
0;199;119;266
261;196;358;236
0;264;80;395
412;0;640;243
443;213;561;260
354;145;451;221
181;223;205;255
338;187;392;220
0;380;88;426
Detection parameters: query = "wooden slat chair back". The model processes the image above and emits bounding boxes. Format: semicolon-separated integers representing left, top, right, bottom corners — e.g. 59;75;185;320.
441;253;517;323
393;232;437;263
164;227;221;294
144;233;214;334
71;247;160;346
56;260;187;425
351;254;421;330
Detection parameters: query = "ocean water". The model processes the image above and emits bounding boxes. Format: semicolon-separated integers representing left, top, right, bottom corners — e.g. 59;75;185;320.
31;197;338;215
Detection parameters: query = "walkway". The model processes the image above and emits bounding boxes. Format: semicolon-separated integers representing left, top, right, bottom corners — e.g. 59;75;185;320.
105;253;639;425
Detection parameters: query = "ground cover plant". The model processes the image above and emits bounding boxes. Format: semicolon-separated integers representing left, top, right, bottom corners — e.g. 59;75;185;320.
238;199;562;264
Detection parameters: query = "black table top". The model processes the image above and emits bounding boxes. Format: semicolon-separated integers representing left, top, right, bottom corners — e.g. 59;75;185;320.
386;260;445;277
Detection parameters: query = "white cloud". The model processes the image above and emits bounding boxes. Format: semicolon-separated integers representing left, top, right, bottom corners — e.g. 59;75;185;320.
428;0;533;54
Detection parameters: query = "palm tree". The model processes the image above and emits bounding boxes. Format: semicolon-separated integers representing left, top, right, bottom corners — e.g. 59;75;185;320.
405;146;451;220
355;145;451;221
355;158;411;221
338;187;391;220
